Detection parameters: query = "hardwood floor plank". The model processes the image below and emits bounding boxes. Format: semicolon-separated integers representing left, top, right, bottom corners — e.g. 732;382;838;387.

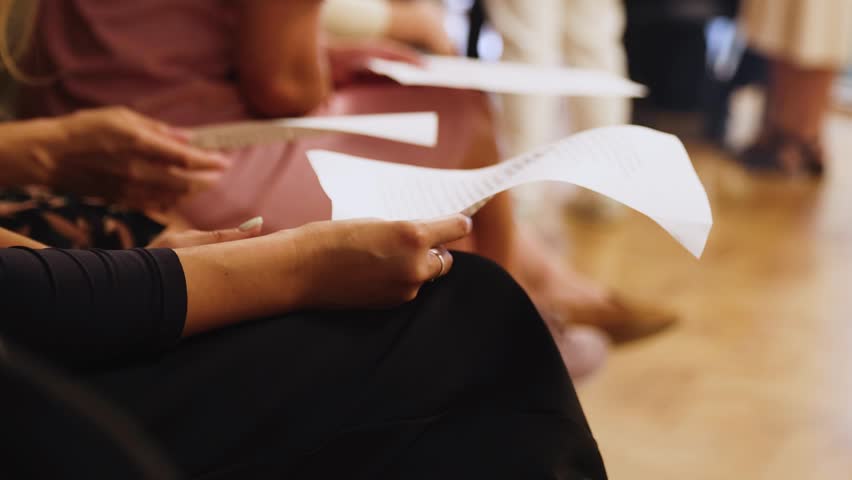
567;115;852;479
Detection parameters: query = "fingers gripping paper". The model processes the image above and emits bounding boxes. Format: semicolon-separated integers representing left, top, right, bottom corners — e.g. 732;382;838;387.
307;125;713;258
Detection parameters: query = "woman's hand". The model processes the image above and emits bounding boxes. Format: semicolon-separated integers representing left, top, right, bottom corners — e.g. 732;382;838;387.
34;107;230;210
176;214;472;335
388;0;456;55
326;38;423;87
278;215;469;309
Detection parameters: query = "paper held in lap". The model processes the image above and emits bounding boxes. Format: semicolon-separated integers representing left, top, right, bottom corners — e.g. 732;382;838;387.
190;112;438;149
368;55;647;97
307;125;713;258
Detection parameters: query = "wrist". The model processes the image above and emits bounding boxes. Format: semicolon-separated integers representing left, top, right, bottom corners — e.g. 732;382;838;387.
243;232;311;313
0;116;65;187
175;234;307;336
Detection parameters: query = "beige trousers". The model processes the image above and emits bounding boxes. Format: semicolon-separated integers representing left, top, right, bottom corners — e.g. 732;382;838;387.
486;0;630;155
741;0;852;69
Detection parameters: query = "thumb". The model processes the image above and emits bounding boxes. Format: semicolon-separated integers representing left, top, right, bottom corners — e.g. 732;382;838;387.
417;214;472;246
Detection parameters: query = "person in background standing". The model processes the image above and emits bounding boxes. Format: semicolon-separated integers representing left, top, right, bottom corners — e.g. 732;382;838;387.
486;0;629;154
486;0;630;220
322;0;456;55
739;0;852;176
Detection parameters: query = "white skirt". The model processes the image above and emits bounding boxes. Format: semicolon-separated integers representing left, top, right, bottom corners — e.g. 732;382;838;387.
741;0;852;69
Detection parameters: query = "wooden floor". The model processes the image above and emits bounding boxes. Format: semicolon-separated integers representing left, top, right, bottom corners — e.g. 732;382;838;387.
566;114;852;479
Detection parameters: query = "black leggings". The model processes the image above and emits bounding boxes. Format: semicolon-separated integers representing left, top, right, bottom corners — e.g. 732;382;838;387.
3;253;606;479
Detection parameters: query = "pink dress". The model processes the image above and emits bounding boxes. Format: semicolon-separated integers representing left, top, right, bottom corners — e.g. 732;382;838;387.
22;0;490;230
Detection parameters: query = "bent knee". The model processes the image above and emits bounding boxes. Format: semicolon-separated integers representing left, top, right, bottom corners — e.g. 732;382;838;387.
405;252;573;410
438;251;525;303
418;252;561;371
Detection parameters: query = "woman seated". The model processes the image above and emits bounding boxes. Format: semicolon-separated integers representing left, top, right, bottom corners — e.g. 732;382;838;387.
0;106;269;249
0;102;608;378
15;0;674;352
0;112;607;479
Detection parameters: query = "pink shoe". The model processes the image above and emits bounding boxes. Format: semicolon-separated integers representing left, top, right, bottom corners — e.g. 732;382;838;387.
555;325;610;381
540;310;609;381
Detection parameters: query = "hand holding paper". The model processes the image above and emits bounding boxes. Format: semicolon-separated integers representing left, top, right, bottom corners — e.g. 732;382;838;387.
307;125;712;258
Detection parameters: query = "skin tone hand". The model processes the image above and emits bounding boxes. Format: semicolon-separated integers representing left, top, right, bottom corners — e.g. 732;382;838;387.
325;37;423;87
177;214;472;336
388;0;456;55
268;215;464;309
0;107;231;210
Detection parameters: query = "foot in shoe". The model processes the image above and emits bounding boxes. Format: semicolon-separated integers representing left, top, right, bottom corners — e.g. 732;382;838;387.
538;310;609;380
514;227;677;343
739;128;825;178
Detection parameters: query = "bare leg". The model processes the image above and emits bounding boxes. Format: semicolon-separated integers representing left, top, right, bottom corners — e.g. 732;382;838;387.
770;58;835;148
743;58;836;175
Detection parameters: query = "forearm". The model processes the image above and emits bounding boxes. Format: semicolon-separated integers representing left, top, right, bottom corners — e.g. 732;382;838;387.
0;228;46;248
323;0;432;46
0;117;63;188
175;234;304;336
238;0;329;117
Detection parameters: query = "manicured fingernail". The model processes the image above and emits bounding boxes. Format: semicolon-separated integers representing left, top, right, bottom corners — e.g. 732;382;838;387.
461;215;472;232
238;216;263;232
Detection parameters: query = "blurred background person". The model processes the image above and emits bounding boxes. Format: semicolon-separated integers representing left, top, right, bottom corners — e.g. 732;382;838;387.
485;0;630;221
738;0;852;176
322;0;456;55
0;1;257;249
0;106;266;250
486;0;629;153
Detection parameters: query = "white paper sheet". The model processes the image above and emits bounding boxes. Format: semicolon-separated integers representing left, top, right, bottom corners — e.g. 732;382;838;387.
368;55;647;97
191;112;438;149
307;125;712;258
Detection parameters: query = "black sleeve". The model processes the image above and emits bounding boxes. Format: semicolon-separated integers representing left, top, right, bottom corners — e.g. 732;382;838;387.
0;247;187;369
